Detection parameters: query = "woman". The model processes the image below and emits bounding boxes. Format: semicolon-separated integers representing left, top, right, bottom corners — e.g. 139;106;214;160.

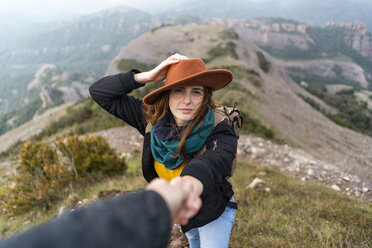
89;53;237;248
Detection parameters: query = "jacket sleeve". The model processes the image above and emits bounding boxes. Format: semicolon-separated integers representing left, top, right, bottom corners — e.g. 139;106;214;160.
180;120;237;196
89;69;147;136
0;191;171;248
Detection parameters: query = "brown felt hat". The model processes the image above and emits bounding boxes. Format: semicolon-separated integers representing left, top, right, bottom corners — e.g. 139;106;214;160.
143;58;233;105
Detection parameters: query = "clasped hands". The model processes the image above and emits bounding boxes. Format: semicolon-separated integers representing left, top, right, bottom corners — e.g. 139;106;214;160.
146;177;202;226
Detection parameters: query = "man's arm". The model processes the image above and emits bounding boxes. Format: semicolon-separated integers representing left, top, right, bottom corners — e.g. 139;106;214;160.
0;178;201;248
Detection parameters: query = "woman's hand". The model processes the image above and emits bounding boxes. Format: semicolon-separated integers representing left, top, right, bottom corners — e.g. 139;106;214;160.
181;175;204;197
146;177;201;225
134;53;189;84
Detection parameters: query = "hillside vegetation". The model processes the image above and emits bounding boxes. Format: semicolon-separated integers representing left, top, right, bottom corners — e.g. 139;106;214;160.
261;26;372;90
299;86;372;137
0;66;92;137
0;97;125;160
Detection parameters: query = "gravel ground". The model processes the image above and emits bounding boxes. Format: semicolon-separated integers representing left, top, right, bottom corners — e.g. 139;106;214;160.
91;126;371;202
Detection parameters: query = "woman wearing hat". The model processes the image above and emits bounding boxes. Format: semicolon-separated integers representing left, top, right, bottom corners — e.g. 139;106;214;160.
89;53;237;248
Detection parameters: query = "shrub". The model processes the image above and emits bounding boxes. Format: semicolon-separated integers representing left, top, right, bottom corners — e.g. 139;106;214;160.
1;141;72;214
117;59;155;73
207;41;239;61
302;86;372;137
55;135;126;177
0;135;126;215
219;29;239;40
256;51;271;72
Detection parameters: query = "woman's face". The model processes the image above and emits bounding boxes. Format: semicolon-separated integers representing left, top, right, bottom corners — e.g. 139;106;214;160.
169;86;204;126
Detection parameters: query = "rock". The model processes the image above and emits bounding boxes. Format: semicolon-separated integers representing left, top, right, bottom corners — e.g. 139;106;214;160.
343;176;351;182
355;191;361;197
247;178;265;189
345;187;350;191
301;177;306;181
362;187;369;193
331;185;341;191
307;169;314;176
68;195;79;205
250;147;257;155
24;220;31;226
99;189;123;200
300;81;308;87
58;206;67;217
264;187;271;192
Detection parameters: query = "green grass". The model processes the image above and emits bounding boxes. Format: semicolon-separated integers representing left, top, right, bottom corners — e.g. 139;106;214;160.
230;162;372;247
2;159;370;247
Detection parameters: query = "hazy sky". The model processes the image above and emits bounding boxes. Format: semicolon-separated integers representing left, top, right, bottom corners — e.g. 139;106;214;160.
1;0;371;24
0;0;190;23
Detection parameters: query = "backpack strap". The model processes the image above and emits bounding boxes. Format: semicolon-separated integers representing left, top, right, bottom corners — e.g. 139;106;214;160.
192;106;227;158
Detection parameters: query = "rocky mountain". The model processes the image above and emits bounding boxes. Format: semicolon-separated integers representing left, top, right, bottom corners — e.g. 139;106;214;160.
197;18;372;89
0;64;91;136
106;23;372;186
0;6;160;76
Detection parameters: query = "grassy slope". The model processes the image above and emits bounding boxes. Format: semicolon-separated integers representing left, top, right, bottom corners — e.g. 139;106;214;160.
1;159;371;247
230;162;371;248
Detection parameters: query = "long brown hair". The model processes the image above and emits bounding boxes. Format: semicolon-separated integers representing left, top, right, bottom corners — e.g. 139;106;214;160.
143;87;216;162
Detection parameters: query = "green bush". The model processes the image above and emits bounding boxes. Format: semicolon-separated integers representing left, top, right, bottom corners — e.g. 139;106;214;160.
0;141;72;214
206;41;239;61
0;135;126;215
302;86;372;136
117;59;155;73
55;135;126;177
219;29;239;40
256;51;271;72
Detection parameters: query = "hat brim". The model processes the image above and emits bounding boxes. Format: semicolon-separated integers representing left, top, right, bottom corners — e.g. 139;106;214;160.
143;69;233;104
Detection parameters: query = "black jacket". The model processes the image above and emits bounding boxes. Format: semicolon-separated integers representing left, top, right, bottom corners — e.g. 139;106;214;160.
89;70;237;232
0;191;171;248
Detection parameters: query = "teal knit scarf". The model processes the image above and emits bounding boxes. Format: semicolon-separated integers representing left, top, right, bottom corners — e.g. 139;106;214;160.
150;108;214;169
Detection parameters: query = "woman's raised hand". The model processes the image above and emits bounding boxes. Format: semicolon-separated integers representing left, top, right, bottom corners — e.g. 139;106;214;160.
134;53;189;84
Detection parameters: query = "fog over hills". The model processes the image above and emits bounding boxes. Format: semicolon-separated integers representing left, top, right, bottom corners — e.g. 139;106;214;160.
163;0;372;31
